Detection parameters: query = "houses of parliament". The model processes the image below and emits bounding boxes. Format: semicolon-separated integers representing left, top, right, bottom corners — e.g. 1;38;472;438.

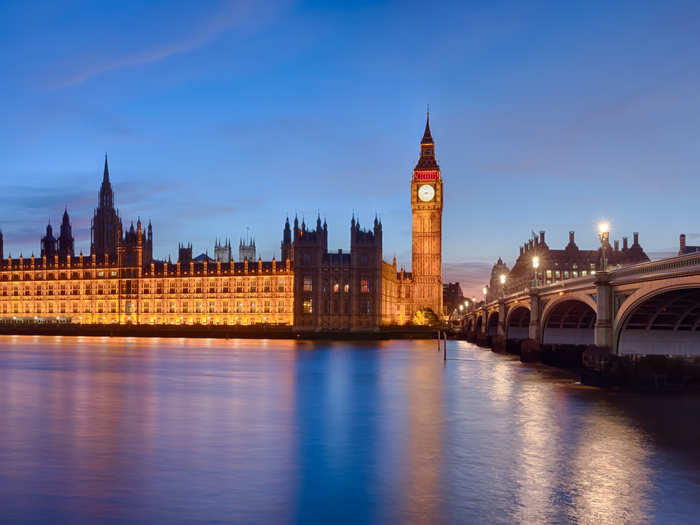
0;116;444;330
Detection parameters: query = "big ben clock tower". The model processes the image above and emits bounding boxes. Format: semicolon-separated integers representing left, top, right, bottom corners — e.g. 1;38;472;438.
411;111;443;316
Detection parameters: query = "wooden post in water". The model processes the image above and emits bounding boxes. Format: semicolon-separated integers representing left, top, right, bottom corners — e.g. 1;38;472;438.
443;331;447;361
437;331;441;351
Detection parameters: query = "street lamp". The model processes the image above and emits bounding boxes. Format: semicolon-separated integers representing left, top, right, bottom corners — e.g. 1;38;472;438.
532;256;540;287
598;222;610;271
483;286;488;301
499;274;506;297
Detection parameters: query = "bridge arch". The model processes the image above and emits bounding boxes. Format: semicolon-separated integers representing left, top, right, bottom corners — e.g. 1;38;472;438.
542;297;597;345
615;285;700;356
506;305;530;340
465;317;474;333
474;315;483;334
487;311;499;336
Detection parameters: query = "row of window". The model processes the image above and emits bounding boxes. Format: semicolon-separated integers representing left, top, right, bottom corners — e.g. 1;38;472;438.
1;270;120;281
1;300;289;315
1;285;118;296
0;269;290;281
301;298;372;315
543;269;593;280
0;281;291;296
302;276;371;293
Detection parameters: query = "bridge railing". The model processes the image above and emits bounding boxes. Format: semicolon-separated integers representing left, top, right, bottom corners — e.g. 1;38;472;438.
502;273;597;298
610;253;700;280
503;276;533;296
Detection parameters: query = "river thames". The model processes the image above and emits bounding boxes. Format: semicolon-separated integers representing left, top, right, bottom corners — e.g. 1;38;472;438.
0;336;698;524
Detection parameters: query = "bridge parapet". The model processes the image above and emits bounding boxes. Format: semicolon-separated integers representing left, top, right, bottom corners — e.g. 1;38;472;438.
610;253;700;283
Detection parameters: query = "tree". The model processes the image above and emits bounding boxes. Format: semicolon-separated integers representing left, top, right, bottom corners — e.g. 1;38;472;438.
412;308;439;326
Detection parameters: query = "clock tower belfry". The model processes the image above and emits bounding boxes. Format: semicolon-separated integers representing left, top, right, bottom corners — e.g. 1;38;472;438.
411;111;443;316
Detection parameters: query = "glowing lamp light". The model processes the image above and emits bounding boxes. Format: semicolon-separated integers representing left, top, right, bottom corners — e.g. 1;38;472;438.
598;222;610;234
500;274;506;285
532;256;540;269
482;286;488;296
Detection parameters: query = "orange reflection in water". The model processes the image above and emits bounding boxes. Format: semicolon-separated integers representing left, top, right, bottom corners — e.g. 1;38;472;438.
402;341;445;525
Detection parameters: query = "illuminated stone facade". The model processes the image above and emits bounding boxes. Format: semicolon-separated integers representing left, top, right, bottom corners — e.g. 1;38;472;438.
0;254;293;325
0;115;445;330
380;112;444;324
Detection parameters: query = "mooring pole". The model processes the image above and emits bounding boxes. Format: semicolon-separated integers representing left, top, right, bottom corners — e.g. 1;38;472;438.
443;331;447;361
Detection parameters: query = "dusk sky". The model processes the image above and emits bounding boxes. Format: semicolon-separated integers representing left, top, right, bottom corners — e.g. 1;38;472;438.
2;0;699;297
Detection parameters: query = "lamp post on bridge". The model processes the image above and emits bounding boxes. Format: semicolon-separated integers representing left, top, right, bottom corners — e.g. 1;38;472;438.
598;222;610;271
499;273;506;298
532;256;540;288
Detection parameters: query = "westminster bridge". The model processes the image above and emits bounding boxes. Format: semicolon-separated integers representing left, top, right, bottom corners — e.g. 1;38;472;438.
461;252;700;357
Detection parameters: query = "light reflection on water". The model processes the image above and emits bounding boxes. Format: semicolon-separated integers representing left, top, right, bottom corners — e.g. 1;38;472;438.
0;336;698;524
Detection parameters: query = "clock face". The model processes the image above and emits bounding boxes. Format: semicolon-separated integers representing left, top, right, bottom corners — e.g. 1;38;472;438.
418;184;435;202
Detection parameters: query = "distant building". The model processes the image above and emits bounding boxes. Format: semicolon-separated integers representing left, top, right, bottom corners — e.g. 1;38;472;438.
178;243;193;264
493;230;650;294
239;237;256;262
214;239;232;262
679;234;700;255
443;282;465;316
193;252;215;263
485;258;509;302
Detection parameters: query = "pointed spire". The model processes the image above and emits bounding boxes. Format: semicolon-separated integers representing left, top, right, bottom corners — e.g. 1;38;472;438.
103;153;109;182
421;106;433;145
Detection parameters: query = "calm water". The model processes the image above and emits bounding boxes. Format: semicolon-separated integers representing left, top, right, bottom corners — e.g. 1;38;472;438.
0;336;699;524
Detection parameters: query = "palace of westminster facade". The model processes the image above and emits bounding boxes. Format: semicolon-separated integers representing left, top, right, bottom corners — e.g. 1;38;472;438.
0;116;445;330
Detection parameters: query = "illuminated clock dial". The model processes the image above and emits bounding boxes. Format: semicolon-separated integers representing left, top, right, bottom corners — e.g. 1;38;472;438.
418;184;435;202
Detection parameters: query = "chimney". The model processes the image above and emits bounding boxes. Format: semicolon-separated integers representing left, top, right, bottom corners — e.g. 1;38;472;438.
623;237;628;250
520;246;524;256
529;239;533;250
614;240;619;252
539;231;545;245
569;231;575;244
633;232;639;245
680;234;686;254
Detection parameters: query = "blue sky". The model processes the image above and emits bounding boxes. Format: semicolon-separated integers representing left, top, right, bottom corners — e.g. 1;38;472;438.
1;0;699;296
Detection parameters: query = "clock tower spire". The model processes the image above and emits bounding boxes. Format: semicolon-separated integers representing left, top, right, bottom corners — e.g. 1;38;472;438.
411;110;443;316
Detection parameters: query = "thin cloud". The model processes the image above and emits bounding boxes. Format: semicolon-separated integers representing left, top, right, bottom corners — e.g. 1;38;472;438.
55;1;289;88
